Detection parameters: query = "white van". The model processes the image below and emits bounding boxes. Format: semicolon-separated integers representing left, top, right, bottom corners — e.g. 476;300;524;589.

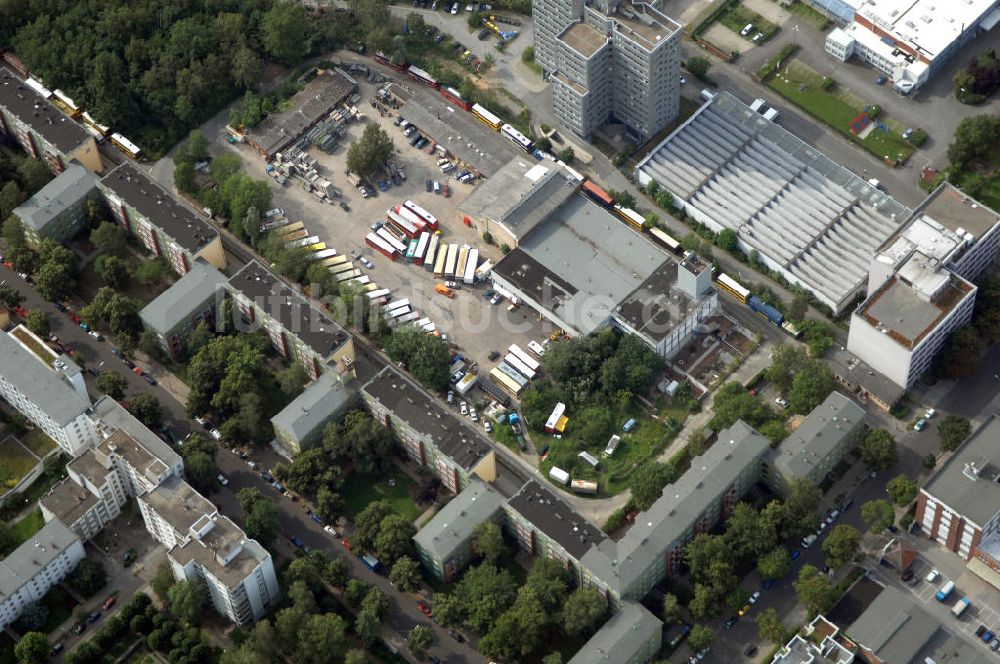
700;89;716;102
763;107;780;122
801;534;818;548
750;98;766;113
433;181;441;194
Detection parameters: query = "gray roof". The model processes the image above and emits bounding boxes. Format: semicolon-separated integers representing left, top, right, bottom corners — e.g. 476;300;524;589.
827;348;905;407
141;476;215;534
170;514;270;588
0;519;81;599
139;260;226;335
856;270;973;348
615;258;697;343
846;586;942;663
13;163;98;232
567;601;661;664
922;414;1000;527
770;392;864;480
0;68;91;153
636;92;911;312
413;479;505;561
492;194;670;335
909;181;1000;241
270;370;357;445
507;480;607;560
582;420;769;596
99;163;219;254
0;330;91;426
93;396;182;474
40;476;100;529
459;158;578;241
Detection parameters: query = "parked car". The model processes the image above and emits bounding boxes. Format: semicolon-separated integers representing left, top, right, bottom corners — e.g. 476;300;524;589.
484;420;492;433
914;417;927;431
310;513;323;525
925;569;940;583
460;401;468;415
775;396;789;409
101;596;116;611
209;428;221;440
370;221;382;231
425;179;433;192
447;628;464;643
142;374;156;386
217;474;229;486
324;524;339;537
723;617;737;629
87;611;101;624
359;257;374;269
749;591;761;604
417;601;432;616
488;350;500;361
901;569;914;582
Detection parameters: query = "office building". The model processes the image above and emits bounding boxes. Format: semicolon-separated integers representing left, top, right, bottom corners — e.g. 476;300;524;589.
98;163;226;276
228;260;355;379
536;1;682;141
139;260;227;360
361;366;496;494
566;600;661;664
12;162;100;245
270;370;357;456
0;67;103;174
822;0;1000;94
0;326;98;456
764;392;865;496
413;479;506;581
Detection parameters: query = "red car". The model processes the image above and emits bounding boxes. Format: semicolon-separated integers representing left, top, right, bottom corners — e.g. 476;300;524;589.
417;601;432;617
68;312;81;323
101;596;116;611
13;305;27;317
341;538;351;550
3;261;12;269
132;367;144;376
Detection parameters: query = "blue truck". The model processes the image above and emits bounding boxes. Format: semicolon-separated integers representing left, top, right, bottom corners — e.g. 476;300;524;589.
748;296;784;326
361;554;381;572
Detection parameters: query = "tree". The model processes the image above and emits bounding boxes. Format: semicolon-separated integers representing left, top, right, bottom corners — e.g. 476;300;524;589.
69;558;106;597
408;625;433;659
345;650;368;664
127;393;163;428
688;624;714;652
542;654;564;664
168;580;207;625
663;592;682;623
558;147;575;163
354;609;381;648
822;524;861;568
758;547;792;580
322;410;395;475
563;587;606;636
90;222;128;257
296;613;349;664
361;587;390;620
685;534;734;590
34;259;76;302
431;592;463;627
94;254;129;288
948;114;1000;167
861;499;895;533
183;450;218;495
938;415;971;452
244;499;279;546
17;602;48;631
25;309;48;337
781;480;821;539
725;502;777;559
938;326;982;378
135;258;171;286
756;607;787;644
886;474;917;506
468;520;504;565
857;428;898;471
710;381;773;430
96;372;128;400
525;557;571;614
788;290;810;323
15;631;49;664
346;124;394;180
794;565;837;616
263;1;312;64
384;326;450;390
0;181;26;220
788;363;836;414
389;556;421;592
629;462;676;511
453;564;517;633
345;579;370;608
0;285;25;309
152;561;175;601
685;56;713;82
716;228;738;251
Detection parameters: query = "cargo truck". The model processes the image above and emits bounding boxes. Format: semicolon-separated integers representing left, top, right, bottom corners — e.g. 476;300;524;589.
952;597;970;617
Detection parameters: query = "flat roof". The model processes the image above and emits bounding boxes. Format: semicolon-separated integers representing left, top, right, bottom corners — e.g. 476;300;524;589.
607;3;681;51
847;585;942;663
772;392;865;479
857;268;973;348
248;68;356;157
141;476;215;535
916;182;1000;240
507;480;607;560
40;476;101;528
567;601;661;664
493;194;668;335
0;67;91;154
362;366;492;471
13;163;98;232
170;514;269;588
552;72;589;96
0;329;91;426
228;260;350;359
636;92;910;312
0;519;80;599
139;260;226;334
615;259;696;343
582;420;768;596
66;447;110;486
557;21;607;58
97;429;170;485
270;370;356;444
100;163;219;254
827;348;905;407
857;0;996;60
413;479;505;562
92;397;182;473
922;415;1000;527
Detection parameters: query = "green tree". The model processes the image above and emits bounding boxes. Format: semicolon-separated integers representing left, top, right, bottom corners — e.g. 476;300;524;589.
346;124;395;180
861;499;895;533
384;326;450;391
152;561;175;601
758;547;792;581
781;480;821;539
244;499;279;546
127;393;163;428
788;291;810;323
542;654;563;664
473;521;505;565
822;524;861;568
0;181;26;220
558;147;575;164
886;474;917;506
95;372;128;400
94;254;129;288
937;326;982;378
756;607;787;644
938;415;971;452
17;603;47;631
344;650;368;664
15;631;49;664
345;579;370;608
857;428;898;471
454;564;516;633
0;285;25;309
725;502;777;559
389;556;421;592
629;462;676;511
710;381;773;430
688;624;714;652
361;587;390;620
296;613;349;664
275;361;308;396
794;565;837;616
354;609;381;647
408;625;433;659
663;592;682;623
25;309;48;337
90;221;128;257
34;259;76;301
68;559;107;597
431;593;463;627
562;587;606;636
788;362;836;414
135;258;171;285
167;580;207;625
262;0;312;64
716;228;738;251
685;56;713;82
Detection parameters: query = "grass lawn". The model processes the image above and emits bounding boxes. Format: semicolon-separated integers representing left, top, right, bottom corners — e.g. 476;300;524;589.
41;586;76;633
341;465;419;522
0;436;40;489
787;0;831;31
10;509;45;546
491;421;520;453
767;61;915;163
718;3;779;41
21;428;56;457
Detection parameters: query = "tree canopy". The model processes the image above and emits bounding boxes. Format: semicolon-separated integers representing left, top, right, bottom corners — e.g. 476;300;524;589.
346;124;395;180
857;428;898;471
938;415;971;452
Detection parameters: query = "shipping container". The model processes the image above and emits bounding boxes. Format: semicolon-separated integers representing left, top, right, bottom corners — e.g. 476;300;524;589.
508;344;540;372
424;235;440;272
648;227;683;254
500;123;533;153
604;434;621;457
335;269;361;281
367;288;392;303
471;103;502;131
387;208;420;238
456;245;470;281
455;372;478;395
414;232;431;266
403;200;439;230
384;298;410;313
748;295;784;326
489;367;523;397
544;402;566;433
549;466;570;485
504;353;536;381
463;248;479;285
376;227;408;254
715;273;750;303
496;362;528;387
406;238;418;262
474;258;493;281
444;244;458;278
433;244;448;276
478;377;512;407
392;311;421;325
396;206;429;233
527;340;546;357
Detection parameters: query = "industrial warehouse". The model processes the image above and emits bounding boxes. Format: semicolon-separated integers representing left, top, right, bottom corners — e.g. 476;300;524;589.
635;91;912;315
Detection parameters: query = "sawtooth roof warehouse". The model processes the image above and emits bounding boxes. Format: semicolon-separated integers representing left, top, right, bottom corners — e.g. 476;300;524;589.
635;92;913;315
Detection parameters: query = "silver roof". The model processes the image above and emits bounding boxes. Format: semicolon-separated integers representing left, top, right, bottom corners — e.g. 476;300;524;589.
922;414;1000;527
270;370;356;445
139;259;226;334
0;519;81;599
13;163;98;232
567;600;661;664
413;479;505;562
770;392;864;480
0;330;91;426
93;396;182;474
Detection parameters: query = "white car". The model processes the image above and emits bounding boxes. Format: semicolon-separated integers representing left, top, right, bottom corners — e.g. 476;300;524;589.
195;416;208;427
924;408;936;419
775;397;789;409
324;525;339;537
247;460;258;470
450;3;459;14
470;409;478;422
359;257;374;269
748;590;761;604
925;569;940;583
447;390;454;404
217;474;229;486
484;420;492;433
460;401;468;415
209;428;221;440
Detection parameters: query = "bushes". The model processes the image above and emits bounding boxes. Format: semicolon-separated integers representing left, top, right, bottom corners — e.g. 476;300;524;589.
756;44;800;81
907;128;928;147
820;77;835;91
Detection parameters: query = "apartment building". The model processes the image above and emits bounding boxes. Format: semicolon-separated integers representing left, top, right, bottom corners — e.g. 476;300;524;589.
581;420;769;606
12;162;100;245
0;520;86;630
763;392;866;496
139;259;227;360
566;600;662;664
270;370;357;456
361;366;496;494
535;0;682;141
40;446;129;541
228;260;355;379
98;163;226;276
0;326;98;456
0;67;103;174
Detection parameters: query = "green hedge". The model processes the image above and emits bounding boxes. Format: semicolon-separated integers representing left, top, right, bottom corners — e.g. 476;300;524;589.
755;43;800;81
689;0;738;37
